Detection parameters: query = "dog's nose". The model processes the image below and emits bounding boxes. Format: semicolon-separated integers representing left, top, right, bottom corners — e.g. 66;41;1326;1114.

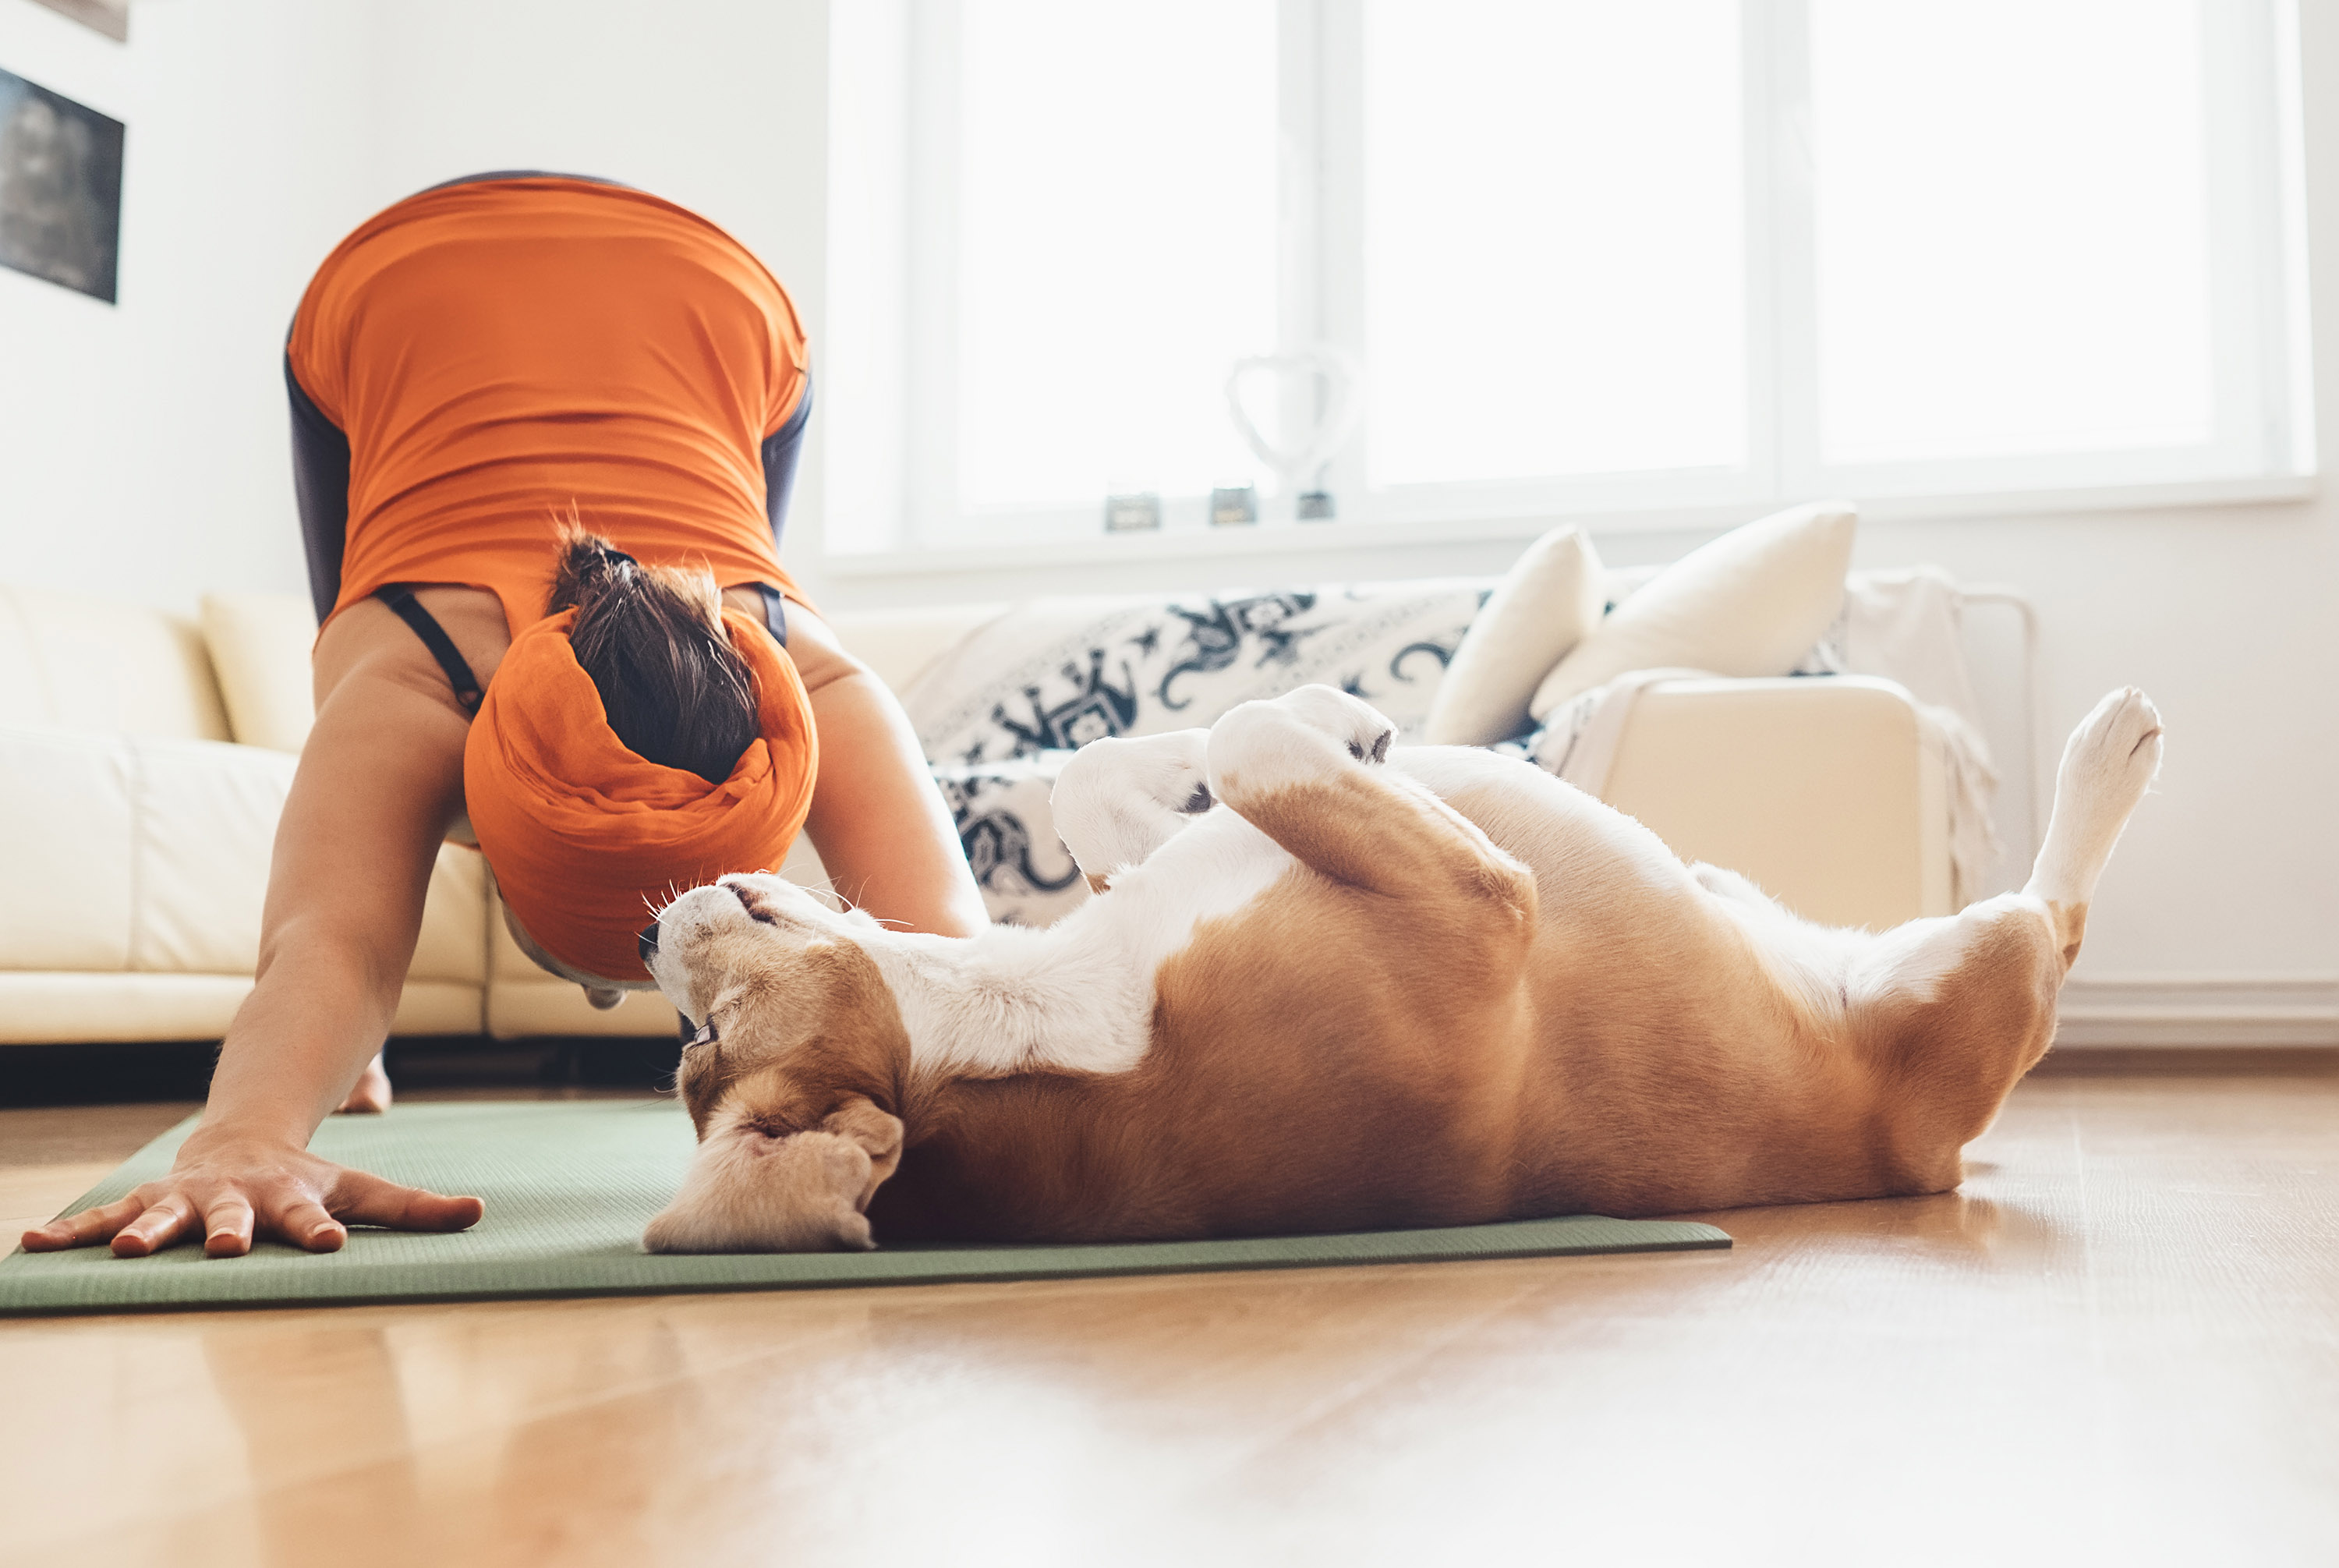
637;922;660;965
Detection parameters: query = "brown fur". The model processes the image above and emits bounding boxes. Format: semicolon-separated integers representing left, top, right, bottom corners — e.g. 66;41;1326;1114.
654;688;2153;1248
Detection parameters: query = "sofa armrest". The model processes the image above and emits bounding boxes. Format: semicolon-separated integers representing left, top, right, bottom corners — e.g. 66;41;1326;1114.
1602;676;1951;930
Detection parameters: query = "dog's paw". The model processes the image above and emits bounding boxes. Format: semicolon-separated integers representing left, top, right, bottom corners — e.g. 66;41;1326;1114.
1052;729;1214;878
2029;687;2164;908
2058;686;2164;813
1206;685;1400;802
1265;684;1398;764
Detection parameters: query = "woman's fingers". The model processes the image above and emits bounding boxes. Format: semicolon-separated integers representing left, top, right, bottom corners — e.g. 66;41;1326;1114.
111;1193;200;1258
18;1159;483;1262
18;1191;152;1252
329;1169;485;1234
203;1195;258;1258
269;1198;347;1252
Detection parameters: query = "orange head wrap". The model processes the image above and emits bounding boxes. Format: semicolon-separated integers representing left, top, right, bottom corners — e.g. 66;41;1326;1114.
463;605;819;984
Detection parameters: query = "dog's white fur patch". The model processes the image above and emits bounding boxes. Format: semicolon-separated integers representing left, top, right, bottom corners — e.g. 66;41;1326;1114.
869;809;1293;1078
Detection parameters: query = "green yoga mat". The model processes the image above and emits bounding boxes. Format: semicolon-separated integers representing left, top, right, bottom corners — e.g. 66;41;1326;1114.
0;1099;1729;1315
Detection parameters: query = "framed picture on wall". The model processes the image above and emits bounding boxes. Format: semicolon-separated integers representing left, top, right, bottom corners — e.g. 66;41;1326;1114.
30;0;128;44
0;66;125;304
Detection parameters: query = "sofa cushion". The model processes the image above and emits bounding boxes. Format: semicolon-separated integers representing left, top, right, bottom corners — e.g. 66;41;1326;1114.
1527;501;1857;721
1424;526;1604;745
0;723;486;987
824;603;1014;696
0;725;291;973
0;726;138;969
200;591;318;752
0;583;231;742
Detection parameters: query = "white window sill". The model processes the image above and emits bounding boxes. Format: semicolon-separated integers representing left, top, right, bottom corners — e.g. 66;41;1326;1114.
821;472;2319;580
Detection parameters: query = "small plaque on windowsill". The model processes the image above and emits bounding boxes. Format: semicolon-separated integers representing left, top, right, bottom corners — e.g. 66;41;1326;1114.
1209;484;1258;527
1104;493;1162;533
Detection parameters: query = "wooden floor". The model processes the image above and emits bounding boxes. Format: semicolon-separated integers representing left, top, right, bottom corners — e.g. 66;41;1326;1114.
3;1056;2337;1568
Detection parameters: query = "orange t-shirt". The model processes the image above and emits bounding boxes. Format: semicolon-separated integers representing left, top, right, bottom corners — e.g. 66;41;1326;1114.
288;176;808;635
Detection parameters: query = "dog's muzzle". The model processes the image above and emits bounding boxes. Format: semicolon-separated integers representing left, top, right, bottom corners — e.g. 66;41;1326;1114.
638;922;661;966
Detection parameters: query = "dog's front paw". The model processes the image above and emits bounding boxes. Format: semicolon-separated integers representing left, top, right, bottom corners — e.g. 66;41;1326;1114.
1265;684;1398;764
1052;729;1214;879
1206;685;1399;802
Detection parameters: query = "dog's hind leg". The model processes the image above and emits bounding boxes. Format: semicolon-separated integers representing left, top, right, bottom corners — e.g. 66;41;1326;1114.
2022;687;2164;972
1834;688;2164;1184
1204;686;1536;932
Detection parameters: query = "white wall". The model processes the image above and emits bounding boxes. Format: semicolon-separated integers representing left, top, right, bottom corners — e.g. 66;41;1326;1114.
0;0;2329;1035
0;0;375;608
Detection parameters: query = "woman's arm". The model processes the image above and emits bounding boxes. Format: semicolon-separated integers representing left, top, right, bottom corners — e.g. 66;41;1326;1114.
766;602;989;940
19;595;501;1258
21;591;976;1258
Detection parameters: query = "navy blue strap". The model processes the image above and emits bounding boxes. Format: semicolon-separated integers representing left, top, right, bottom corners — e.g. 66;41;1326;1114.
377;586;484;716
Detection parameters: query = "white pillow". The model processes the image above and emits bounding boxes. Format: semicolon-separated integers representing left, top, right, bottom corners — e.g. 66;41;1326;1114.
1527;501;1857;722
1424;527;1605;745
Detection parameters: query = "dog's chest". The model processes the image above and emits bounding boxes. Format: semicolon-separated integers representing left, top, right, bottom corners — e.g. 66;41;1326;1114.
887;812;1300;1080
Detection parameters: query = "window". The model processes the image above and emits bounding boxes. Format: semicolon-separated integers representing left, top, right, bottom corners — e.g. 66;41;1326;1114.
828;0;2309;555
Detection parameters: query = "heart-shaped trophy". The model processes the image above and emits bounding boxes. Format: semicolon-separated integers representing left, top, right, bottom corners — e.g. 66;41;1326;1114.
1224;345;1363;521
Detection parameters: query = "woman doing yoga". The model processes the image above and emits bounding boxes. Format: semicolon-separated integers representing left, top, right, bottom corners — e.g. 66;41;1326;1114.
22;175;986;1259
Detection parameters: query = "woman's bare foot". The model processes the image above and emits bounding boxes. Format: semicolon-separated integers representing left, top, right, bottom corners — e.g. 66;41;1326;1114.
336;1053;393;1114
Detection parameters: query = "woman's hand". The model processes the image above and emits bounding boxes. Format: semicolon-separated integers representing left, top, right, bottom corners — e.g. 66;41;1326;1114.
17;1129;483;1258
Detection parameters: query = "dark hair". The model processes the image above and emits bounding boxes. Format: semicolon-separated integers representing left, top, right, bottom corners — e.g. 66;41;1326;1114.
549;527;759;784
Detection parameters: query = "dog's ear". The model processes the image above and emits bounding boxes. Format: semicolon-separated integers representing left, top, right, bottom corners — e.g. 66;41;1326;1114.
642;1093;905;1254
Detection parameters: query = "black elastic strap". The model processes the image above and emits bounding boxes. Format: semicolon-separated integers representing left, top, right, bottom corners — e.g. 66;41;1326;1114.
377;586;484;715
757;583;788;647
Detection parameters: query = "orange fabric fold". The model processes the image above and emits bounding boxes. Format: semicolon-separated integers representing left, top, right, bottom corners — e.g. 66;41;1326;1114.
464;606;819;983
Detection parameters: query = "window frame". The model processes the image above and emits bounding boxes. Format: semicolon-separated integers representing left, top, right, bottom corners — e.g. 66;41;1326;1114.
829;0;2313;562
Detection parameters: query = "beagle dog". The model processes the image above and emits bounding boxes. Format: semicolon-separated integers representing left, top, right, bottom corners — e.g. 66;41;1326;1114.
636;684;2163;1252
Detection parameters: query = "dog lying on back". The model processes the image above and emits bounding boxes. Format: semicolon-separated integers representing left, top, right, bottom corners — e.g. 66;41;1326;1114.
635;684;2163;1251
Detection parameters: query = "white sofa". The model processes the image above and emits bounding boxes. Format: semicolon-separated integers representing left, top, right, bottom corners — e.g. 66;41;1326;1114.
0;581;1955;1047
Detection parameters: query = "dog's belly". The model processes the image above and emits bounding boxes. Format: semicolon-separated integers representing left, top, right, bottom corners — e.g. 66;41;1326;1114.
876;749;1846;1241
1385;750;1892;1214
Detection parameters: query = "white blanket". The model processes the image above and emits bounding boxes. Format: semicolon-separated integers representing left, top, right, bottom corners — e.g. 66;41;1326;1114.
901;570;2001;926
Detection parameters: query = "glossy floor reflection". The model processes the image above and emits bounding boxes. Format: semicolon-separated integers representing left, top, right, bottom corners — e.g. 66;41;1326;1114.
3;1060;2336;1566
